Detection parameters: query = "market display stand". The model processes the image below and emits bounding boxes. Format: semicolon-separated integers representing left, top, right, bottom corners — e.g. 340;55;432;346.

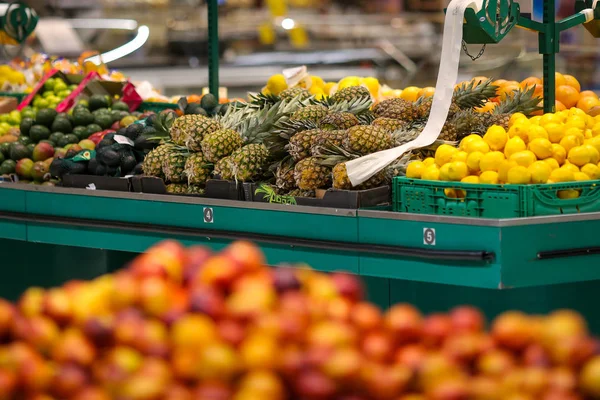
1;184;599;332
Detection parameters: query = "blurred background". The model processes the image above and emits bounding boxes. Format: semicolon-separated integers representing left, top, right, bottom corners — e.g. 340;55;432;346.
10;0;600;97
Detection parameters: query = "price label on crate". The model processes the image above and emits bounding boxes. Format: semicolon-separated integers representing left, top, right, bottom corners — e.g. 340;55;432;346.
423;228;436;246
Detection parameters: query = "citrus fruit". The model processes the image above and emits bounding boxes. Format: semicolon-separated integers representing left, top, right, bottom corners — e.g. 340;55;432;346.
439;163;451;181
479;171;499;184
475;101;496;113
528;138;553;159
527;125;549;142
498;83;520;101
554;100;567;111
507;166;532;184
568;146;593;167
557;85;580;109
584;144;600;163
507;123;529;141
582;163;600;179
423;157;435;167
465;139;490;154
574;172;591;181
591;124;600;137
520;77;542;89
543;158;560;170
483;125;508;151
564;126;585;141
550;168;575;182
544;122;565;143
528;161;552;184
560;135;583;154
580;90;599;100
569;107;587;118
554;72;567;87
504;136;527;158
480;151;505;172
558;189;580;199
509;150;537;167
459;134;484;152
509;112;526;126
577;96;600;114
400;86;420;102
562;162;580;173
586;136;600;153
421;165;440;181
530;116;542;125
551;143;567;164
540;113;561;127
444;188;458;198
406;161;425;179
466;151;484;173
563;74;581;92
461;175;480;184
451;151;468;163
362;77;380;95
435;144;459;167
266;74;288;95
418;87;435;98
446;161;469;181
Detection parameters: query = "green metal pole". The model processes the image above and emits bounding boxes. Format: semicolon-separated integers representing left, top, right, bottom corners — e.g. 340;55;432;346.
541;0;556;113
207;0;219;97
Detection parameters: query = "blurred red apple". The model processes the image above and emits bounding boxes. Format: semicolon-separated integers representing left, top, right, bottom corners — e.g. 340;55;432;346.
12;315;60;354
326;297;353;321
19;287;45;317
163;383;193;400
52;363;89;398
51;328;96;366
361;330;394;362
197;255;241;289
351;302;382;332
189;285;226;318
110;272;139;310
295;369;337;400
131;240;186;283
43;288;73;324
330;272;364;302
361;363;411;400
523;343;552;367
385;304;423;343
427;377;469;400
492;311;535;350
223;240;265;272
422;313;453;347
443;333;490;364
0;369;17;399
71;386;111;400
83;315;114;348
395;344;428;372
322;347;362;380
0;299;15;338
217;319;246;347
272;266;301;293
476;349;515;376
193;380;233;400
450;306;485;333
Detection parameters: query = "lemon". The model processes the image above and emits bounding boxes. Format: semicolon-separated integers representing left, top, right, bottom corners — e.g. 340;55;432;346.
421;165;440;181
362;77;380;96
509;113;526;127
530;116;542;125
581;163;600;179
550;144;566;165
480;151;505;172
504;136;526;158
507;123;529;141
568;146;593;167
338;76;361;90
324;82;336;95
435;144;459;167
444;188;458;198
266;74;288;95
509;150;537;167
479;171;499;184
562;162;580;173
309;86;326;100
446;161;469;181
550;168;575;182
461;175;480;184
483;125;508;151
545;122;565;143
439;163;452;181
574;172;591;181
466;151;484;173
459;134;483;152
586;115;595;128
311;76;326;88
465;139;490;154
406;161;425;179
558;189;581;199
528;138;553;159
560;135;582;154
528;161;552;184
583;144;600;164
543;158;560;170
498;160;519;182
451;151;468;163
565;115;586;130
527;125;549;142
507;166;532;184
591;123;600;137
564;127;584;142
423;157;435;167
540;113;561;127
569;107;587;118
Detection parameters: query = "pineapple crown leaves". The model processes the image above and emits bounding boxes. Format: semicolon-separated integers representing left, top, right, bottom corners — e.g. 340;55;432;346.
312;143;361;167
311;95;373;116
452;78;499;109
248;92;281;109
493;85;542;116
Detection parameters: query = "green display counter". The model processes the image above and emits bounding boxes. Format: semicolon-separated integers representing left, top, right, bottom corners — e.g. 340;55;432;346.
1;184;599;332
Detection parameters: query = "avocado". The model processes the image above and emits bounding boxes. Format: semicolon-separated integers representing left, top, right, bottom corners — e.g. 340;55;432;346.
51;118;73;133
27;143;35;154
0;159;16;175
110;110;123;123
20;117;34;136
10;143;32;161
120;154;137;175
0;142;11;157
124;123;144;140
29;125;51;142
17;135;32;146
72;126;89;140
133;136;154;151
92;108;110;117
186;103;207;116
95;162;107;176
72;111;95;127
94;114;113;130
69;162;88;175
218;102;230;115
87;158;99;174
50;158;68;178
133;162;144;175
36;109;58;127
49;132;65;144
96;139;114;150
86;124;103;136
97;148;121;167
104;133;115;141
105;165;119;176
88;94;111;111
200;93;218;111
63;134;80;146
112;101;130;112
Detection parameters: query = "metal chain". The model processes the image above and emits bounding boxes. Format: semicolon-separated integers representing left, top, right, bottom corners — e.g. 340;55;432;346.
462;40;486;61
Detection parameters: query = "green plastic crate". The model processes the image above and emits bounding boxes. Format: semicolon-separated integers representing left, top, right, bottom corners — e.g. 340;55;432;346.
0;92;27;103
393;177;600;218
138;102;178;113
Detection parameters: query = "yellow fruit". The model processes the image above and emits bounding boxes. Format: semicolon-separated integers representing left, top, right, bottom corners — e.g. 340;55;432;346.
509;150;537;167
585;129;593;139
504;136;527;158
451;151;468;163
400;86;420;102
507;166;532;184
540;113;561;127
581;163;600;179
483;125;508;151
544;122;565;143
324;82;336;95
435;144;459;167
527;125;549;142
568;146;593;167
309;86;326;100
565;115;586;130
338;76;360;90
528;138;553;159
423;157;435;167
479;171;499;184
406;161;426;179
480;151;505;172
466;151;484;173
591;123;600;137
574;172;591;181
509;113;526;127
311;76;325;88
557;189;580;199
461;175;480;184
564;126;585;142
562;162;580;173
586;115;596;128
266;74;288;95
528;161;552;184
421;165;440;181
459;134;484;152
465;139;490;154
583;144;600;164
444;188;458;198
439;163;451;181
543;158;560;170
550;168;575;182
446;161;469;181
508;123;530;141
498;160;519;182
560;135;583;154
530;116;542;125
362;77;380;96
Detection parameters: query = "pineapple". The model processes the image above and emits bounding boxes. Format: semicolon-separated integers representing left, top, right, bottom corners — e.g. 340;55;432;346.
290;104;328;123
275;158;296;192
372;117;407;132
187;185;205;195
414;97;461;120
142;143;172;177
287;188;315;197
166;183;188;194
288;129;321;161
331;86;371;103
356;110;376;125
185;152;212;186
230;144;270;181
343;125;393;155
294;157;332;190
373;98;419;121
319;112;359;130
332;162;389;190
170;115;221;151
163;150;188;183
280;87;310;100
453;78;499;109
200;129;243;163
214;156;233;180
311;130;347;156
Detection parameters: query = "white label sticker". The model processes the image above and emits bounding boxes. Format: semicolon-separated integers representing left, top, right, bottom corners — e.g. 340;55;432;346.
114;134;135;147
86;183;97;190
203;207;214;223
423;228;436;246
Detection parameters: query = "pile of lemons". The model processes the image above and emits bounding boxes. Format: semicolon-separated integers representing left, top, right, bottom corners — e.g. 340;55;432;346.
263;74;381;100
406;108;600;198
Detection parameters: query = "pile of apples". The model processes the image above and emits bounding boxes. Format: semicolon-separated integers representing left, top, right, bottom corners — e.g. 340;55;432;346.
1;240;600;400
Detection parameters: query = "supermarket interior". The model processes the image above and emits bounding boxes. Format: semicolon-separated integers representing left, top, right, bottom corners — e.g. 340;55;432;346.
2;0;600;399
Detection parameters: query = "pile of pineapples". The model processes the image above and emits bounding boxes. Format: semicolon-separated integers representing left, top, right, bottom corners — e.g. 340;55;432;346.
141;78;541;197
